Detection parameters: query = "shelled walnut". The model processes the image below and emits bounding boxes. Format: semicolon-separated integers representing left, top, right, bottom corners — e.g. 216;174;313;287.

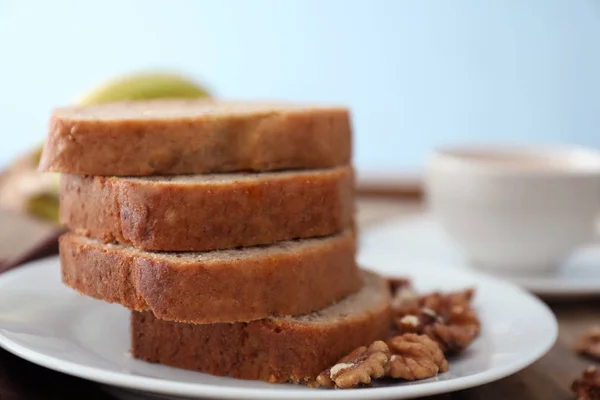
388;277;419;311
572;366;600;400
316;341;391;389
389;280;480;355
423;299;480;354
316;334;449;389
387;333;449;380
576;327;600;361
315;278;481;390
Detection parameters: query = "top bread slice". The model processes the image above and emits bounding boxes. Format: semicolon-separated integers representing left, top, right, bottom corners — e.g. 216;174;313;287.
39;99;352;176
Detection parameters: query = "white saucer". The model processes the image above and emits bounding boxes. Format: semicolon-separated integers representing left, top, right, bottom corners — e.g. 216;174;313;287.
0;257;556;400
359;214;600;298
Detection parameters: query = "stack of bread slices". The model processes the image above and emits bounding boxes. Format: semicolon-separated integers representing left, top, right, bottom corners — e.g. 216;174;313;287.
39;99;392;385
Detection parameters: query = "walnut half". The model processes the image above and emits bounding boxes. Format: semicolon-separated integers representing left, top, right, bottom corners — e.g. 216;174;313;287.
576;327;600;361
391;285;480;355
387;333;449;380
316;334;449;389
424;301;480;354
572;366;600;400
316;341;391;389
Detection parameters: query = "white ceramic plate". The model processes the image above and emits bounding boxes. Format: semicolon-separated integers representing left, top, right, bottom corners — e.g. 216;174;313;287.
359;214;600;298
0;257;556;400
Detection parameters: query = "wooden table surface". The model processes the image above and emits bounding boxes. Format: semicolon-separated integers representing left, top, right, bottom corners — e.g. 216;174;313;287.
0;195;597;400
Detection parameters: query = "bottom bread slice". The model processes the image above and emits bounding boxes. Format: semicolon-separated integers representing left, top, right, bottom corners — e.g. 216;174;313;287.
130;270;391;384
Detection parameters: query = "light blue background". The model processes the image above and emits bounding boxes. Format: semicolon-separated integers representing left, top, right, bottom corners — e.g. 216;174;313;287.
1;0;599;174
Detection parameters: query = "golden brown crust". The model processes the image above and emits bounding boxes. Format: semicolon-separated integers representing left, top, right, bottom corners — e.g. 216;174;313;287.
39;100;351;176
60;166;354;252
60;230;361;324
129;272;391;383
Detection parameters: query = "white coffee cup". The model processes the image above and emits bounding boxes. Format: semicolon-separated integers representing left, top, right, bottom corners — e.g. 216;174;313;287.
425;145;600;274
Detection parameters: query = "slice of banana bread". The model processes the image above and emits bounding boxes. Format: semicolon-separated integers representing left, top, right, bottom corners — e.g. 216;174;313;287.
60;166;354;252
130;270;391;384
39;99;351;176
60;229;361;324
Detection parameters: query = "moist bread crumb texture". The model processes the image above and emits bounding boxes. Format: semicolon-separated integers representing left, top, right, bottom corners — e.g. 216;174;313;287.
47;99;389;385
60;230;362;323
130;271;392;383
40;99;352;176
60;166;355;252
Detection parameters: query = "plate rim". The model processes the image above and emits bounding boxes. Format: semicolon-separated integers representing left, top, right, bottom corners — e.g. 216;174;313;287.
0;256;558;400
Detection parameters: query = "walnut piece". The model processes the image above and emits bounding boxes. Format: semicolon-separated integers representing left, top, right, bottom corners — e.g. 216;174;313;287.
572;366;600;400
576;327;600;360
388;278;419;312
316;340;391;389
424;300;480;354
387;333;449;380
387;277;412;293
391;287;480;355
395;308;443;334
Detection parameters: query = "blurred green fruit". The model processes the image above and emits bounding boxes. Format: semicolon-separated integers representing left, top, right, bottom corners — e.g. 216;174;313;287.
0;147;60;222
2;71;210;223
76;72;210;105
